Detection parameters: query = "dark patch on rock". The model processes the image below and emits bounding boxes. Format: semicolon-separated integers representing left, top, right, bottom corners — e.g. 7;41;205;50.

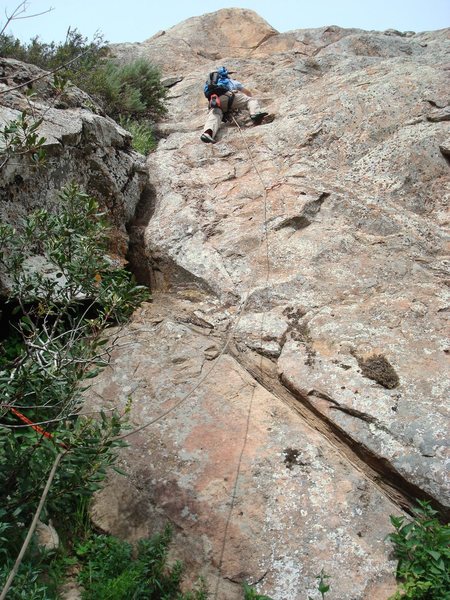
290;322;316;366
283;306;307;322
304;346;317;367
290;322;311;343
271;193;329;232
356;353;400;389
161;76;183;88
283;447;306;469
283;309;317;366
274;214;311;230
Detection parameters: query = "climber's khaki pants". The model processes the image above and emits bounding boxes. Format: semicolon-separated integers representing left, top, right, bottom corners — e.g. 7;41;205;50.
202;91;262;138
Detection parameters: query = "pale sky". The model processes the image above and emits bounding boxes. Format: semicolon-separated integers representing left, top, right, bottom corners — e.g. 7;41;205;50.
2;0;449;45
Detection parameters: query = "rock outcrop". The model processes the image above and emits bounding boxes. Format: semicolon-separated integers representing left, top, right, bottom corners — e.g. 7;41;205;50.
15;8;445;599
0;57;149;292
111;8;278;70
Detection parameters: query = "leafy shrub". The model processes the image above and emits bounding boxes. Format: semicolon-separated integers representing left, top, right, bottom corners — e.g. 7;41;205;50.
0;28;107;78
76;525;208;599
0;183;148;554
388;501;450;599
0;560;51;599
80;58;166;121
0;29;166;124
0;110;46;170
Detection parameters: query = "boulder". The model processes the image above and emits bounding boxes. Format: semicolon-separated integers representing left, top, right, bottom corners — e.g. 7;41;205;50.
35;520;59;551
111;8;278;70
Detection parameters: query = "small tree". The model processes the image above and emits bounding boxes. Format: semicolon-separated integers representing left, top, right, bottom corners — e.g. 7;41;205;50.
0;183;148;553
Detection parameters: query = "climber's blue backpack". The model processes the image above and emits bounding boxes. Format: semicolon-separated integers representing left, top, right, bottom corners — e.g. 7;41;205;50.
203;71;230;99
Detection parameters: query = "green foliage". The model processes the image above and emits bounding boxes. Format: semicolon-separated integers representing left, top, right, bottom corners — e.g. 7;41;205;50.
0;183;148;559
75;525;208;599
0;29;167;126
0;110;46;170
0;32;27;61
0;525;209;599
0;330;23;368
120;117;157;155
0;560;51;599
388;501;450;600
92;58;166;121
0;28;107;78
0;183;148;323
243;582;273;599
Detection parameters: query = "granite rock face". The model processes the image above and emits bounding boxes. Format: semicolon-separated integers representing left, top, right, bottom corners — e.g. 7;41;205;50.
89;298;399;600
111;8;278;71
88;9;449;599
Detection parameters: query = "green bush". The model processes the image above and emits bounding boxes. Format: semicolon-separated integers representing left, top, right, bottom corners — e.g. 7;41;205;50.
0;29;167;125
75;525;208;599
120;117;156;155
0;560;51;599
0;524;210;599
82;58;166;121
0;183;148;555
0;110;46;170
0;28;107;77
388;501;450;599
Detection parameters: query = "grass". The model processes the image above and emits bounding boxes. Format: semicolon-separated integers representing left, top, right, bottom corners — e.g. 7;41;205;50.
120;117;157;155
75;524;208;599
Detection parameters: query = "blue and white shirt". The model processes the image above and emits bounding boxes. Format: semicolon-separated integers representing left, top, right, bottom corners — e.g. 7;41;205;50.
218;77;244;92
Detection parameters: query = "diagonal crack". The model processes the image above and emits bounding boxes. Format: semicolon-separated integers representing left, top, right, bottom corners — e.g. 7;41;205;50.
228;341;450;522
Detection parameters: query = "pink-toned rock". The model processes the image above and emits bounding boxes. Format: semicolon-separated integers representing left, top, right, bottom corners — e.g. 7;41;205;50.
87;10;449;599
138;12;449;511
89;298;398;599
111;9;278;71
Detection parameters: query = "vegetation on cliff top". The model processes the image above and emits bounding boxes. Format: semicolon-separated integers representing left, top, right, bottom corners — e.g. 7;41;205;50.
0;27;166;153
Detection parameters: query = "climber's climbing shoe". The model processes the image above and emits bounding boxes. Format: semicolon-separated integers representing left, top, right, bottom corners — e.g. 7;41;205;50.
201;131;216;144
250;112;269;125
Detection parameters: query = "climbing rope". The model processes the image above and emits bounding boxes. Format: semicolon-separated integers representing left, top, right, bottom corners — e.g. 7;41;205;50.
113;114;274;597
115;117;272;443
213;114;272;599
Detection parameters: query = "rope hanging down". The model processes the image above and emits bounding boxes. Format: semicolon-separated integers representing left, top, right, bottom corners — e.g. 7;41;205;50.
115;117;272;443
213;113;273;599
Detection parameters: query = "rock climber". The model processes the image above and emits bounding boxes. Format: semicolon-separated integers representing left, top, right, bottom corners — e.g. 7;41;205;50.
201;66;268;144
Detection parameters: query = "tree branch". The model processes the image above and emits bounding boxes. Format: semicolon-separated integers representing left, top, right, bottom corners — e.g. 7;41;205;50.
1;2;54;37
0;451;64;600
0;47;93;95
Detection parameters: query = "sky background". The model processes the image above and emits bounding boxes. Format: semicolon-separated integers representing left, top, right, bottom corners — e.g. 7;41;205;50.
2;0;449;45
